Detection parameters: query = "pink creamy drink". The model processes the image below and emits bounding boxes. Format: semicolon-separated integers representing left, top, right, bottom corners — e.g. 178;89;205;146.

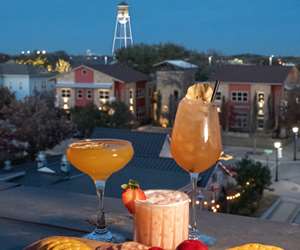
134;190;189;250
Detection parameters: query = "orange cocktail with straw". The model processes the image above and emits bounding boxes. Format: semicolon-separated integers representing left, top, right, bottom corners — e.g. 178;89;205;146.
171;83;222;245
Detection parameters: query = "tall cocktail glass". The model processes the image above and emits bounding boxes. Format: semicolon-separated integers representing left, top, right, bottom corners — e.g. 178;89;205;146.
67;139;134;242
171;98;222;245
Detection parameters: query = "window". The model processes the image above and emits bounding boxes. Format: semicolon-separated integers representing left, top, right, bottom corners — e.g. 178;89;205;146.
257;118;264;130
232;113;248;129
19;82;23;90
61;89;71;97
86;90;93;99
136;88;145;98
42;81;46;89
136;107;145;120
76;89;83;99
215;91;221;101
99;90;110;99
231;91;248;103
129;89;133;99
82;69;87;75
129;89;134;104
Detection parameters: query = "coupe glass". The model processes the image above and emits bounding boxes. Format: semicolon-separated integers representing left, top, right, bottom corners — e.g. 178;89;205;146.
67;139;134;242
171;98;222;246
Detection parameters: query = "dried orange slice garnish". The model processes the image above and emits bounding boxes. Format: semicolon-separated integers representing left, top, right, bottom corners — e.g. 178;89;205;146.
227;243;284;250
37;236;91;250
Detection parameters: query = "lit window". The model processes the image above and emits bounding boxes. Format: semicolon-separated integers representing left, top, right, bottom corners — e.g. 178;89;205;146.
129;89;133;98
61;89;71;97
163;105;169;112
99;90;110;99
231;91;248;103
129;89;134;104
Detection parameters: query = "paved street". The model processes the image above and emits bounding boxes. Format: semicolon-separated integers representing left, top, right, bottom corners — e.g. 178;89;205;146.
224;141;300;224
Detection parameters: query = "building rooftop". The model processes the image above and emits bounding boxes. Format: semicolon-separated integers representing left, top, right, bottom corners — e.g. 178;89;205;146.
209;64;293;83
82;63;149;83
153;60;199;70
0;63;51;76
91;127;167;158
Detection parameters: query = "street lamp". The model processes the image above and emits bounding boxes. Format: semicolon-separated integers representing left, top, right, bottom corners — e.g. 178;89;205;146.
274;141;282;182
292;126;299;161
269;55;274;66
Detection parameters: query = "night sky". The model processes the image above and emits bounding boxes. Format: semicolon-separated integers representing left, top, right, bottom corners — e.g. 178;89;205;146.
1;0;300;56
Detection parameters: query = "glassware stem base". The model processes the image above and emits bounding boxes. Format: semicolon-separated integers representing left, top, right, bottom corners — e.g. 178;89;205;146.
189;227;216;246
83;228;125;243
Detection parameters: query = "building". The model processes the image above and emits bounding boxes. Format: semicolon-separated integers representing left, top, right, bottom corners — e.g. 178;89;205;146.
208;64;299;132
153;60;198;126
52;63;149;121
0;63;55;100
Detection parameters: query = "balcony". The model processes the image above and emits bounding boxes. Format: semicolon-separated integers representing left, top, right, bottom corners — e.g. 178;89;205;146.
1;179;299;250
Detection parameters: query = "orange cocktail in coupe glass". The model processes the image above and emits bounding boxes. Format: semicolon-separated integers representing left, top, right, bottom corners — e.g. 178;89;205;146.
67;139;134;242
171;91;222;245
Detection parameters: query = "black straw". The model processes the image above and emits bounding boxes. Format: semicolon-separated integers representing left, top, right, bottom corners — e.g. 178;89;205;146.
210;80;220;103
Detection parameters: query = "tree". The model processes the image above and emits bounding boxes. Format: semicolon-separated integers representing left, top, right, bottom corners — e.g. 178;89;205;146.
267;95;275;130
116;43;191;74
55;59;71;73
155;91;162;125
5;93;74;158
229;158;272;215
0;121;26;163
106;101;134;128
284;87;300;128
220;96;229;131
0;86;16;116
70;104;107;137
0;53;10;63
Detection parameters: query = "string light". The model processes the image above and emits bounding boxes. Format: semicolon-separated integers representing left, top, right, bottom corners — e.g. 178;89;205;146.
226;192;241;200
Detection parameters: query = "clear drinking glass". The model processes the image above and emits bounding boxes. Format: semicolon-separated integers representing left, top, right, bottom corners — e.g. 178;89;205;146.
67;139;134;242
171;98;222;245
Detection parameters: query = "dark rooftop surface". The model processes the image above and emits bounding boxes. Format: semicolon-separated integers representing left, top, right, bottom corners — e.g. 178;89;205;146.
91;128;167;158
0;63;51;76
210;64;292;83
84;63;149;83
5;128;219;198
6;155;190;198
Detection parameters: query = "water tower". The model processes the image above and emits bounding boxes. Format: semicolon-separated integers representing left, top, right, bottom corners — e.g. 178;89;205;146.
112;2;133;55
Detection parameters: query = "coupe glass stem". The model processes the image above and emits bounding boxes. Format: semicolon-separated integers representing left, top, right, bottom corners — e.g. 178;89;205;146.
190;172;199;231
95;180;107;230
